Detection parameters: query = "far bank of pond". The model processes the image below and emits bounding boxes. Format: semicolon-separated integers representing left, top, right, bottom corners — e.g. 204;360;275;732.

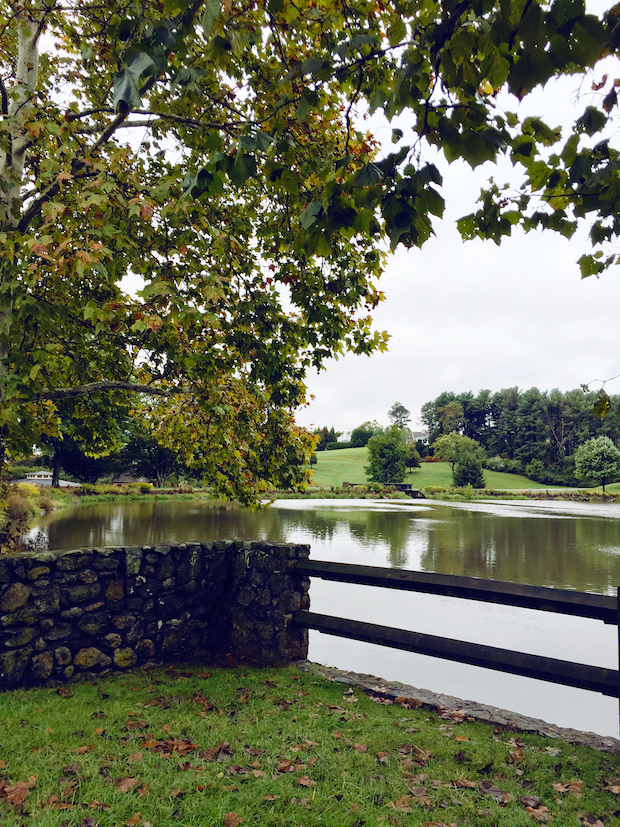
25;495;620;739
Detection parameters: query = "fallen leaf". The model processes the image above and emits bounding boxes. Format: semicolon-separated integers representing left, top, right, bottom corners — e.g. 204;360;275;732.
170;788;184;798
296;776;317;787
395;695;423;709
128;752;143;763
451;778;476;789
481;780;512;804
552;780;583;794
223;812;243;827
88;799;111;810
262;795;280;801
125;813;142;826
115;777;140;794
376;751;391;763
351;743;368;753
387;795;412;813
72;745;91;754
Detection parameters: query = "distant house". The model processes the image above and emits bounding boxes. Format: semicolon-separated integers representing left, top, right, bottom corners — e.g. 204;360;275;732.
337;432;352;443
25;471;53;485
21;471;80;488
410;430;429;444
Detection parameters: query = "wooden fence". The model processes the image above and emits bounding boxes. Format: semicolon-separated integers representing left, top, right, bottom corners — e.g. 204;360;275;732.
293;559;620;725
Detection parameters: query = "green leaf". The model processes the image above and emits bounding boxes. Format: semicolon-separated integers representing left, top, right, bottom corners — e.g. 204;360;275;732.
593;391;611;420
113;52;156;113
201;0;221;37
353;163;383;187
575;106;606;137
578;253;604;278
300;201;323;230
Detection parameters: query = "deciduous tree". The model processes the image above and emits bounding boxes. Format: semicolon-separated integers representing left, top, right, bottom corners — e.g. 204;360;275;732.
574;436;620;491
365;426;407;485
2;0;619;503
433;432;486;482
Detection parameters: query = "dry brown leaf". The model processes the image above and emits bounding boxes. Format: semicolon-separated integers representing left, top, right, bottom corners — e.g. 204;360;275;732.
451;778;476;789
72;745;91;755
128;752;143;763
525;803;553;823
351;743;368;753
170;788;184;798
376;751;391;763
387;795;412;813
297;775;317;787
421;822;457;827
262;795;280;801
125;813;142;826
552;780;583;794
395;695;423;709
223;812;243;827
88;799;111;810
2;776;36;808
115;777;140;794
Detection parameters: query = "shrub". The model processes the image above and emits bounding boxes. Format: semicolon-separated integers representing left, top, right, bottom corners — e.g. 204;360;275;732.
17;482;40;498
326;441;352;450
485;455;506;472
423;485;446;494
454;458;485;488
38;492;54;513
6;493;32;521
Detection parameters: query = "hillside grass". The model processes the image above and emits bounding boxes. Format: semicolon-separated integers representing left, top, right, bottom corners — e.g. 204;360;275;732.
0;664;617;827
308;448;561;490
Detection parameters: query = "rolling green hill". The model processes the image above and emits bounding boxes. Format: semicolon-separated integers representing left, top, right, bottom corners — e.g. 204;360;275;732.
308;447;561;490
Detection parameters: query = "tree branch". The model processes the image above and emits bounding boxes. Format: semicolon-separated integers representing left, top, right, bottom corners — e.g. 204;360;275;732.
32;380;187;403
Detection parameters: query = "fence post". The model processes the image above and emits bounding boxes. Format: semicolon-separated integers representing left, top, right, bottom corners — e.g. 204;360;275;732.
618;586;620;736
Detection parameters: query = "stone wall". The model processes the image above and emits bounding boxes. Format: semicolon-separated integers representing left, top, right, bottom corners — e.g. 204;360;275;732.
0;541;310;690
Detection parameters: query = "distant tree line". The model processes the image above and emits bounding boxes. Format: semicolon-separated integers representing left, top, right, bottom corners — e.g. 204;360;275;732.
421;388;620;485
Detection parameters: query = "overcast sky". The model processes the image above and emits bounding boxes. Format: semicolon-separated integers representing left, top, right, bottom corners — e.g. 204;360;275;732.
295;44;620;434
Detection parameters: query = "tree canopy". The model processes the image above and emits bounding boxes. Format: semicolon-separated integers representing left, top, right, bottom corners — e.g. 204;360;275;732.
2;0;620;501
365;425;407;484
574;435;620;490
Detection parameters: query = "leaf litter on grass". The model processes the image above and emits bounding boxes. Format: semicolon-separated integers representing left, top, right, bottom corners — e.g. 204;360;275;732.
0;664;619;826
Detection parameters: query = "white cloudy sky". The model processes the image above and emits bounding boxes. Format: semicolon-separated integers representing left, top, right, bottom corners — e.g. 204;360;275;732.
295;40;620;434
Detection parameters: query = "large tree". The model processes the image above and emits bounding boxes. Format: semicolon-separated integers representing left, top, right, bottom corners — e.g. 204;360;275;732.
365;426;408;484
574;435;620;491
2;0;619;503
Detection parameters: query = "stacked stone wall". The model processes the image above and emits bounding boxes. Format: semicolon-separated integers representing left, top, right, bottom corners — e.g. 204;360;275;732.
0;540;310;690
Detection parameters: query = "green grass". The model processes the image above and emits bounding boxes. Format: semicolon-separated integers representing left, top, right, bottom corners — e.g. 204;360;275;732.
0;665;618;827
309;448;560;490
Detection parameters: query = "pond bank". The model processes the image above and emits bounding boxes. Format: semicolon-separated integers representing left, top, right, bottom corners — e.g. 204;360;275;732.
296;660;620;755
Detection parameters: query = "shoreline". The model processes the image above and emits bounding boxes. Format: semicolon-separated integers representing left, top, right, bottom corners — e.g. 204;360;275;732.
296;660;620;755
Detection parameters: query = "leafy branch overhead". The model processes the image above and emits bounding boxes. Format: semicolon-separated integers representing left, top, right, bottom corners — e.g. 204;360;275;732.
1;0;619;499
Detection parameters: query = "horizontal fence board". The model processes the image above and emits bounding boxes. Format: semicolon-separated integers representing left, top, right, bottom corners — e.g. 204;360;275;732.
295;610;620;698
297;560;617;624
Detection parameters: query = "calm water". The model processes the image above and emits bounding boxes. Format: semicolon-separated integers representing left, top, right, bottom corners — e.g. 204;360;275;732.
29;497;620;738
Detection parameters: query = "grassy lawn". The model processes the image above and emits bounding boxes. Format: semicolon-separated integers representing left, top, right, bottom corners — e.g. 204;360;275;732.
309;448;560;490
1;664;618;827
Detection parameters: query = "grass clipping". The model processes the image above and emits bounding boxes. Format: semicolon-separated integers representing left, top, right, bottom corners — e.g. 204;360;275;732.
0;665;619;826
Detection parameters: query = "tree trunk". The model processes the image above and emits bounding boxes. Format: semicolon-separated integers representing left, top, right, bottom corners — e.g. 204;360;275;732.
0;7;43;467
52;450;61;488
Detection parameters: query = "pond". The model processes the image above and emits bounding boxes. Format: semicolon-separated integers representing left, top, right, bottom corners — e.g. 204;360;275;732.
28;497;620;738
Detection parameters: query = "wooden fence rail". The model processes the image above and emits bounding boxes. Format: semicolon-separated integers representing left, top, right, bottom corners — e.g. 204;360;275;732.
293;560;620;724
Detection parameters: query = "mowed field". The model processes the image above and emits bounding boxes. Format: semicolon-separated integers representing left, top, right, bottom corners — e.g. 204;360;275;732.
308;447;561;490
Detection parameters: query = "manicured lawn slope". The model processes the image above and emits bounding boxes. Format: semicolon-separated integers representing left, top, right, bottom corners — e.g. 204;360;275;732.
0;665;616;827
309;447;560;490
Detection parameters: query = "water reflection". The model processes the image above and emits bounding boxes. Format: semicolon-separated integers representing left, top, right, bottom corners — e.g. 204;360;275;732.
28;496;620;737
32;497;620;596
